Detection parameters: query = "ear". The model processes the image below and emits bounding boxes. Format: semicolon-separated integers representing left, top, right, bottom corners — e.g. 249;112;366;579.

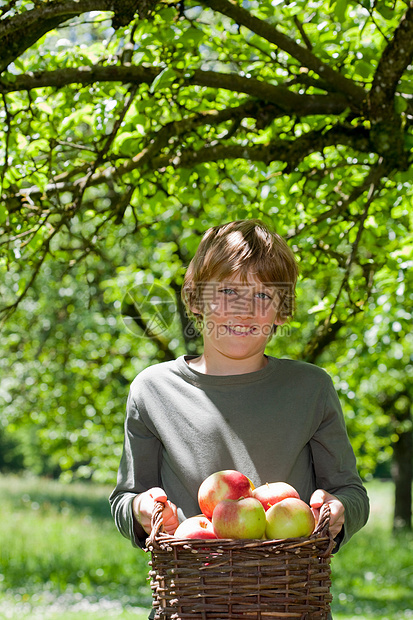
182;286;203;319
188;301;203;317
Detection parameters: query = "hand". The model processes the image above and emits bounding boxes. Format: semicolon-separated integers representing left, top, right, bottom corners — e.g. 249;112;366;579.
310;489;345;538
132;487;179;535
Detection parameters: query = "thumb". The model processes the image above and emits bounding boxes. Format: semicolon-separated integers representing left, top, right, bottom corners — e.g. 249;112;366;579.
310;489;327;509
148;487;168;503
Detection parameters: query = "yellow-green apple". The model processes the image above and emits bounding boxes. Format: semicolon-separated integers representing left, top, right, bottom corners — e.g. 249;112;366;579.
212;497;266;539
252;482;300;511
174;515;217;539
265;497;315;539
198;469;254;519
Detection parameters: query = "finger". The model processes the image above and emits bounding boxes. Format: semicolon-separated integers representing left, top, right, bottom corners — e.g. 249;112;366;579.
310;489;326;509
330;517;344;537
164;522;179;535
162;502;179;534
326;500;345;537
329;507;344;522
132;495;153;534
163;501;178;524
149;487;168;502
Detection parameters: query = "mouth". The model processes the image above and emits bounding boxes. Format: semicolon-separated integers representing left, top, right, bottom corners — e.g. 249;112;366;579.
226;325;256;336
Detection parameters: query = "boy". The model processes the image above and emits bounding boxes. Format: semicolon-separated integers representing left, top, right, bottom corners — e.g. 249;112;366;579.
110;218;369;569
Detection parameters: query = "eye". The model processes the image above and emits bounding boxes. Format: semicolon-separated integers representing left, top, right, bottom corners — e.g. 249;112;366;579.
218;287;237;295
255;291;272;300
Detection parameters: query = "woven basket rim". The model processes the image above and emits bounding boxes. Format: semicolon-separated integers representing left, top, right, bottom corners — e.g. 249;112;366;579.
146;501;335;557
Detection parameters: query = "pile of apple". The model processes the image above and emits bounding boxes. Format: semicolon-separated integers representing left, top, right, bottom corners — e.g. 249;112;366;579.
174;469;315;541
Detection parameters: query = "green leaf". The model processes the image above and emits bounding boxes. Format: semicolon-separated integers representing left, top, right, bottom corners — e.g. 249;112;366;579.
37;101;54;115
177;27;205;47
333;0;348;23
1;72;16;83
394;95;407;114
117;133;142;156
403;133;413;150
376;5;395;20
149;67;177;94
397;80;413;95
353;60;374;80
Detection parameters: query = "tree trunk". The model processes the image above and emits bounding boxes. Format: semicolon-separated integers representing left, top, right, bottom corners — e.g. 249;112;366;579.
391;396;412;531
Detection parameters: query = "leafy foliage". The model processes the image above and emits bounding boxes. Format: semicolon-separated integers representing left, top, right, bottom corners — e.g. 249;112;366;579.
0;0;412;517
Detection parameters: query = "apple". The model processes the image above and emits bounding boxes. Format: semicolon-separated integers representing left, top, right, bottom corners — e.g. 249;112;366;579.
174;515;218;539
212;497;266;539
198;469;254;518
265;497;315;540
252;482;300;511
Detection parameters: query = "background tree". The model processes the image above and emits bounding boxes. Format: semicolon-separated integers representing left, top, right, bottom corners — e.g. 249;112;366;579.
0;0;412;528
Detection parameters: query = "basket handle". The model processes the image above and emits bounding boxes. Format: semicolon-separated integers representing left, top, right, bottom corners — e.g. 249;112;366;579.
312;502;336;556
312;501;331;537
147;500;167;547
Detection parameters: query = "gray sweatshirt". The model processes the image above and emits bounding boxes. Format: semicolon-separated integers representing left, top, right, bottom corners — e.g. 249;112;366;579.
109;355;369;548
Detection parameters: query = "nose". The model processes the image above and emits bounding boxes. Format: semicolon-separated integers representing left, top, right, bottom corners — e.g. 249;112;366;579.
234;294;255;318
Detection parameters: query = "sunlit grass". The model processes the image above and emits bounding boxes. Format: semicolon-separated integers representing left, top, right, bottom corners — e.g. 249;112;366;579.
330;479;413;620
0;474;152;618
0;474;412;619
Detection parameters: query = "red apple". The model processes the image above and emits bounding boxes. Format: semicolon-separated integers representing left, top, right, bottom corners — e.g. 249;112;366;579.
212;497;266;539
265;497;315;539
252;482;300;511
198;469;254;519
174;515;218;539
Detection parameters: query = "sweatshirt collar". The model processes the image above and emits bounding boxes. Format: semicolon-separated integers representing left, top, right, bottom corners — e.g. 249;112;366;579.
176;354;278;386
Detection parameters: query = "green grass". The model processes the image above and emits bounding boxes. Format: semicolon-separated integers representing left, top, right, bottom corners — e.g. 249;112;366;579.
0;474;412;619
330;479;413;620
0;474;152;619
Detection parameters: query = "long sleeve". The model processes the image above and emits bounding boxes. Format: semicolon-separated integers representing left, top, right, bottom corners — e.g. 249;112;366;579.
109;388;162;547
310;376;370;547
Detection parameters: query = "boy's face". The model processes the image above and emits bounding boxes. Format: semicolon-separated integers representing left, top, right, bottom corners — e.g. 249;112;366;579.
197;272;283;365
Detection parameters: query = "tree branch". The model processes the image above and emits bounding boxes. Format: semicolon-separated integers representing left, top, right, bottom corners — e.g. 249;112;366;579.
302;318;346;364
158;125;371;173
17;123;372;201
121;298;176;361
68;83;139;212
188;69;353;114
286;157;393;240
20;100;265;192
0;224;61;326
302;158;388;363
0;0;114;73
369;2;413;121
200;0;366;104
362;3;413;168
5;101;261;201
0;64;356;115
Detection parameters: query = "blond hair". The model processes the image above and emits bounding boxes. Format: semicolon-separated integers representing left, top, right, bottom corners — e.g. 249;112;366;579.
182;219;299;324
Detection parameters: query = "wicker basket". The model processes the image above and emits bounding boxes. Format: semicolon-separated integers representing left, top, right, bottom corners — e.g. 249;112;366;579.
145;501;335;620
